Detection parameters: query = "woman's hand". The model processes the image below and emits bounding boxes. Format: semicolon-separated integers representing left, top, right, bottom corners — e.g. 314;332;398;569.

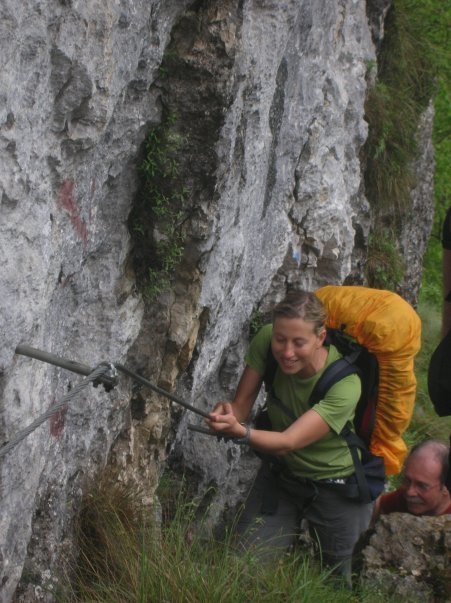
205;406;330;454
204;365;263;438
209;401;233;415
206;402;247;439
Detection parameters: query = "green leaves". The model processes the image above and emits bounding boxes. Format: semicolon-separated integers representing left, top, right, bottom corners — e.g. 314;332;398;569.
130;113;191;302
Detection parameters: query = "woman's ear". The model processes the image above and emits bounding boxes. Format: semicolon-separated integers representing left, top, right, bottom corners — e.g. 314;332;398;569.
317;328;327;346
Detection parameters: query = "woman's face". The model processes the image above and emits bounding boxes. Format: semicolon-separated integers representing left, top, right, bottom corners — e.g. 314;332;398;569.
271;316;326;377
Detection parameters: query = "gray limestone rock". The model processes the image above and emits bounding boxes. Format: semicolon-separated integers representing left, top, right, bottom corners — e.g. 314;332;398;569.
359;513;451;601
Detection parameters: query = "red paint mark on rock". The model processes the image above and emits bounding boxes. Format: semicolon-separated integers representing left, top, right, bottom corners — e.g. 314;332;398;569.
57;179;89;245
49;403;68;437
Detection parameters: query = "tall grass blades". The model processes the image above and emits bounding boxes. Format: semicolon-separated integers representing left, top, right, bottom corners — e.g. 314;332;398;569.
61;475;392;602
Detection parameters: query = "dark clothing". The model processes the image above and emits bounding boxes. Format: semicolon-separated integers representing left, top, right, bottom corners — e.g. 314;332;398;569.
442;206;451;250
235;462;373;587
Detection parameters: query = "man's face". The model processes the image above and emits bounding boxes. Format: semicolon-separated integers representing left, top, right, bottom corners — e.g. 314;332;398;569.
402;453;448;515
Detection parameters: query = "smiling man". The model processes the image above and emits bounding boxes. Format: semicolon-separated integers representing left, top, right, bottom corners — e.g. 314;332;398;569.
372;439;451;519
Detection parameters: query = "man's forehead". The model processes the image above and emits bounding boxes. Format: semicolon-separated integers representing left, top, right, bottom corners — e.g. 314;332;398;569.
405;453;442;479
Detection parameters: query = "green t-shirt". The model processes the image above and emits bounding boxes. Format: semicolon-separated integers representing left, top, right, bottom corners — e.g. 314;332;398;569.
245;324;361;480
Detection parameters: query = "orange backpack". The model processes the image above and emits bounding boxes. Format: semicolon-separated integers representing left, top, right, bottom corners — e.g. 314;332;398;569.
315;285;421;475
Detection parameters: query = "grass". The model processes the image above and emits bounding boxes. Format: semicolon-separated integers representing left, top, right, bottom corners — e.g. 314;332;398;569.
365;229;405;290
408;300;451;444
364;0;436;219
61;475;393;603
363;0;451;289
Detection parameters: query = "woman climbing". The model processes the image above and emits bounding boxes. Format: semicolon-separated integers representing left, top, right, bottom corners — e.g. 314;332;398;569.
206;289;373;588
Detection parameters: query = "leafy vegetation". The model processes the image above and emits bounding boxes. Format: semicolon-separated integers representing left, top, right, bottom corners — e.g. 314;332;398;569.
410;301;451;443
419;0;451;306
396;0;451;453
364;0;436;217
249;310;267;339
364;0;451;290
365;229;405;290
129;113;191;300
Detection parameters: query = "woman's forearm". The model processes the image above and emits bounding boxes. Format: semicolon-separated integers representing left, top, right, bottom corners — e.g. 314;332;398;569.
229;365;264;421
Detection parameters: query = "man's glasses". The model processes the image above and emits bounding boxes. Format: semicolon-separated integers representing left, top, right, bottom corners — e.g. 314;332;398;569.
401;477;441;493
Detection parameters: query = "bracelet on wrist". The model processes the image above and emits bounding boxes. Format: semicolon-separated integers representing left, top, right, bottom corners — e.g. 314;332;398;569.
233;422;251;446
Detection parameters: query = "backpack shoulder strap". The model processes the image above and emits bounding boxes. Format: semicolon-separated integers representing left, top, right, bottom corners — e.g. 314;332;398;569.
309;354;361;407
308;327;362;405
340;425;372;503
309;346;374;502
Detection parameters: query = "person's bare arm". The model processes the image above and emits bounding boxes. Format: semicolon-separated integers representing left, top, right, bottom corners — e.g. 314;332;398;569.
207;403;330;455
209;365;263;424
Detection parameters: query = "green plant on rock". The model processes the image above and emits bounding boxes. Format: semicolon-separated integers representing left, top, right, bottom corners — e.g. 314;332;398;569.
129;112;191;301
145;238;185;300
364;80;418;217
364;0;436;220
363;1;439;290
365;230;405;290
249;310;267;339
420;0;451;309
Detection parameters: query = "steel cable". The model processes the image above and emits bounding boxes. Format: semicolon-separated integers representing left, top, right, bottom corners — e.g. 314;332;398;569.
4;345;211;461
0;363;112;459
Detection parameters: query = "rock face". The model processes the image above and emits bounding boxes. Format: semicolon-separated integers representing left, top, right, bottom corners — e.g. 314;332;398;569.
359;513;451;601
398;101;436;304
0;0;434;601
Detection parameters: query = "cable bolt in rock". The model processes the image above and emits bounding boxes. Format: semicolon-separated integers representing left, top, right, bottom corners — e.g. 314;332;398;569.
0;344;210;459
